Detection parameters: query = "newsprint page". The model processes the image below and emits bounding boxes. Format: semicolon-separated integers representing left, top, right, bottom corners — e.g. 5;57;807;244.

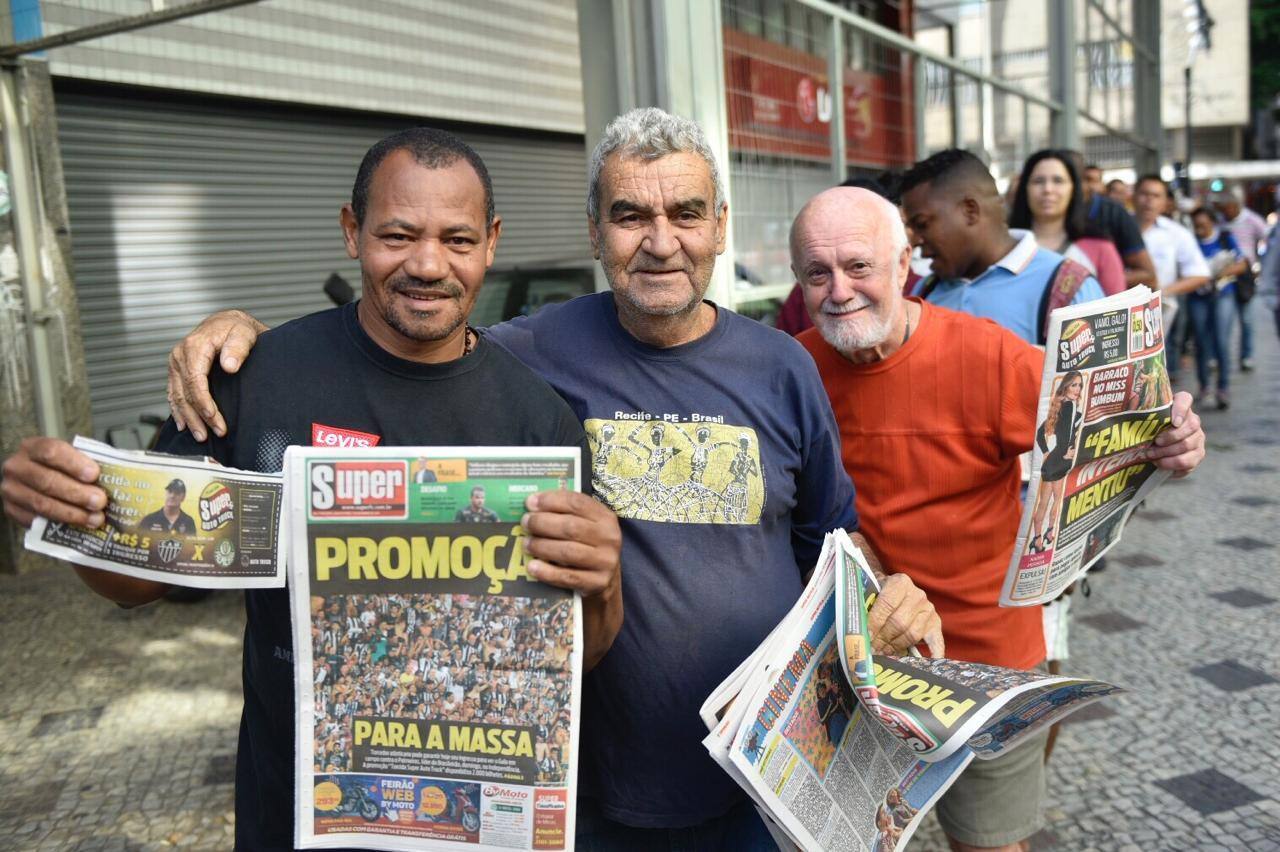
286;446;583;852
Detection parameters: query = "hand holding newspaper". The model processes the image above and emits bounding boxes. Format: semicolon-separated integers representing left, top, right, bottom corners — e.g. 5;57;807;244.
1003;286;1172;606
24;436;285;588
704;531;1122;851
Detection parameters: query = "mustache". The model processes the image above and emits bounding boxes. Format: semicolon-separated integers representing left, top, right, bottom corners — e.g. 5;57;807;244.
821;293;872;315
388;276;465;298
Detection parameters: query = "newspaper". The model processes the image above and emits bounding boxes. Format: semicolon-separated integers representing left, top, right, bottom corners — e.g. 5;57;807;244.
24;435;285;588
285;446;584;852
703;534;971;852
705;531;1122;851
1003;286;1173;606
834;531;1121;764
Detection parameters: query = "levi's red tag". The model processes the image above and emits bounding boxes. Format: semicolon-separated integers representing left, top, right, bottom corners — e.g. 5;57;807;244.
311;423;381;448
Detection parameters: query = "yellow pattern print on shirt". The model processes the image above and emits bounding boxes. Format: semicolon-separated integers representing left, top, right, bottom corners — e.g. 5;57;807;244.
584;419;765;524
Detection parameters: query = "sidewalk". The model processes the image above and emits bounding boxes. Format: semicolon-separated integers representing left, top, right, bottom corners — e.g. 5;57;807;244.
1;318;1278;851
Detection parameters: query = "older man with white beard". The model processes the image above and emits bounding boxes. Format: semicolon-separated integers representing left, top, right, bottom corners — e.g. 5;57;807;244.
793;187;1207;852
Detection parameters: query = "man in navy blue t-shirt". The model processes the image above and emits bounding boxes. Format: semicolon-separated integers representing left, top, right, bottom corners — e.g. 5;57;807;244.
158;108;944;849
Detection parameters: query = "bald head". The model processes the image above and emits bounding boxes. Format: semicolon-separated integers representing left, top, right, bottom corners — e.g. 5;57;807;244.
790;187;908;268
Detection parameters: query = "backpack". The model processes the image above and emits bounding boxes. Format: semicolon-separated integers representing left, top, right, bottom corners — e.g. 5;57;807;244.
1219;232;1257;304
916;256;1093;345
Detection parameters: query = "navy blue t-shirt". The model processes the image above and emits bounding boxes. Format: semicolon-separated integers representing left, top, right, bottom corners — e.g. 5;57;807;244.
487;292;857;827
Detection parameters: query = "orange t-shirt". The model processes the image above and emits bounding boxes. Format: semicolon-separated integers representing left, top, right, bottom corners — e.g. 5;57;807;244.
799;299;1046;669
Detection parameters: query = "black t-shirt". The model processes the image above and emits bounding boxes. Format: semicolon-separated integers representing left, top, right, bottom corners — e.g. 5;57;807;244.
1087;194;1146;257
137;508;196;534
153;303;585;851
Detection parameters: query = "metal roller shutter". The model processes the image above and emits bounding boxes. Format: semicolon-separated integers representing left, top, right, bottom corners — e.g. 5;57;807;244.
54;84;589;438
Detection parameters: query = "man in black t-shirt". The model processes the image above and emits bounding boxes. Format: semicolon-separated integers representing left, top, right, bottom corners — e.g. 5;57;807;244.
1;128;623;851
136;478;196;534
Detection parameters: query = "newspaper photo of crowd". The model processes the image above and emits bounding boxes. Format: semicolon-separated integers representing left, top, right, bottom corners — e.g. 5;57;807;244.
310;592;575;784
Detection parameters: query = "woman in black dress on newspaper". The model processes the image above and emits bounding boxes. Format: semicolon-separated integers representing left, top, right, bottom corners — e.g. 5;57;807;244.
1029;371;1085;552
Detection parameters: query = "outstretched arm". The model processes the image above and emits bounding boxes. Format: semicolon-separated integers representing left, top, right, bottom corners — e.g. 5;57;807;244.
167;310;269;440
2;437;170;607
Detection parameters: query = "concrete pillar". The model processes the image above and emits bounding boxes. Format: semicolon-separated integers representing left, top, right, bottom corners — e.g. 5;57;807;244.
1047;0;1079;150
1131;0;1163;174
576;0;736;308
0;47;92;571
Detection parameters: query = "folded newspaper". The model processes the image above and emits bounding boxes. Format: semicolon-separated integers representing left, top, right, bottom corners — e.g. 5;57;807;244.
285;446;583;852
1003;285;1172;606
703;530;1121;851
24;436;285;588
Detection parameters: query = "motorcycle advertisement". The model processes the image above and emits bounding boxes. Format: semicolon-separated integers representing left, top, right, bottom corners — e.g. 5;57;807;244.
24;436;285;588
286;446;583;851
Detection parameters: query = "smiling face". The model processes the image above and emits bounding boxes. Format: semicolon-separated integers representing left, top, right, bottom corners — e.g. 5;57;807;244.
588;151;727;318
1026;157;1072;223
794;190;910;355
341;150;501;360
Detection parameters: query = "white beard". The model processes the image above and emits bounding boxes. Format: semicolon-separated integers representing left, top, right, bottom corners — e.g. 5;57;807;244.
815;292;895;354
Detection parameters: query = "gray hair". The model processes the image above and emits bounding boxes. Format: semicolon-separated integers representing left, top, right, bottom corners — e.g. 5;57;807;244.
587;107;726;221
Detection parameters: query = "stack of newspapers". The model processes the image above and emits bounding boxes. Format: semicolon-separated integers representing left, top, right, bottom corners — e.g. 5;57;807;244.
701;530;1122;852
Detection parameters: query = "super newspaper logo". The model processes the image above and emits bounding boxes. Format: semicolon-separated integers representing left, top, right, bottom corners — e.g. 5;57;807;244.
309;460;408;519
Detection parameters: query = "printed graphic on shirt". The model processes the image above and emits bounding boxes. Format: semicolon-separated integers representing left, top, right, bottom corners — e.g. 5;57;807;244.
584;418;765;524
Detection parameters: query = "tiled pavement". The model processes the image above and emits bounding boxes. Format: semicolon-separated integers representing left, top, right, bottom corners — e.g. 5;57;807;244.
1;319;1277;850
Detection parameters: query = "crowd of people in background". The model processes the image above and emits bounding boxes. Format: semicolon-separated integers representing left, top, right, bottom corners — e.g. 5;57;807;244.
311;592;575;783
776;148;1278;416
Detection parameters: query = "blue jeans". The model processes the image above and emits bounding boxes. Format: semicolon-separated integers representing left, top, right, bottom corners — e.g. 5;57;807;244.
576;797;779;852
1238;295;1255;362
1187;290;1236;391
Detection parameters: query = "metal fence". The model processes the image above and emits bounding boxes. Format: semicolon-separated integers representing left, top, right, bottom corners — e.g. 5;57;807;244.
719;0;1160;313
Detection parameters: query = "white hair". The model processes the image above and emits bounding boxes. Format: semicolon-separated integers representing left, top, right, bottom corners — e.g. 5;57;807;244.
587;107;726;221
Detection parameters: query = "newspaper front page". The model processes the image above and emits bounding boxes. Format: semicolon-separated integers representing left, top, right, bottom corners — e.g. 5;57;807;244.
286;446;583;852
24;436;285;588
1003;286;1173;606
708;534;972;852
834;531;1122;763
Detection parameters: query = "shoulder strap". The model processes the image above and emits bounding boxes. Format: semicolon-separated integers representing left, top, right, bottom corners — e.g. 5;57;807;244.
1037;257;1093;345
917;273;938;300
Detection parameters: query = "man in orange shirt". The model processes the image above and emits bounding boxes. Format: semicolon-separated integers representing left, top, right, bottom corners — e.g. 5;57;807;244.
790;187;1205;852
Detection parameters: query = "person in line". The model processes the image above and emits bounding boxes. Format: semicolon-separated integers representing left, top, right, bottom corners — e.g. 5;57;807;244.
1074;155;1157;288
1132;175;1211;382
1189;206;1249;409
899;148;1105;345
1212;192;1268;371
157;107;944;848
1008;149;1127;295
1;127;625;851
1105;178;1132;211
791;185;1206;852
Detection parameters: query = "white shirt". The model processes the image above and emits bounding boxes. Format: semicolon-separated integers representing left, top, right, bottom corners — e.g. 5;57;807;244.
1226;207;1268;263
1142;215;1210;289
1142;216;1208;326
